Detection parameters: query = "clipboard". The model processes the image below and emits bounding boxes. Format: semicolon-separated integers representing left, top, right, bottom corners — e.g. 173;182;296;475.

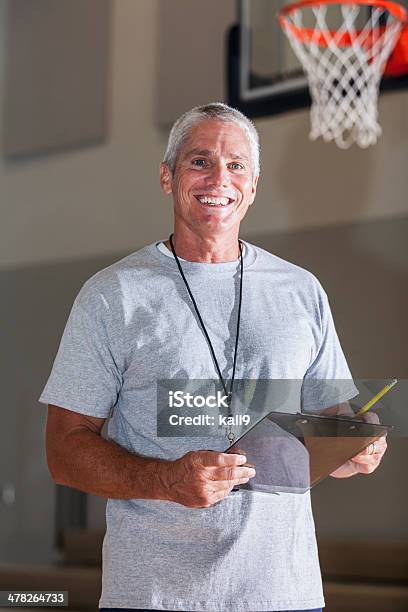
226;411;392;494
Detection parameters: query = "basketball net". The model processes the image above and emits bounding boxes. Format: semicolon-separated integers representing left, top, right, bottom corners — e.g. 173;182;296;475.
279;0;408;148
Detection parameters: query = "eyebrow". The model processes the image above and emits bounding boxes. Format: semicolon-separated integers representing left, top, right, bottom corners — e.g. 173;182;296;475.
184;148;249;161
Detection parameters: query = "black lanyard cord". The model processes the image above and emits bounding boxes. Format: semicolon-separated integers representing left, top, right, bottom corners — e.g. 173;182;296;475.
169;234;243;405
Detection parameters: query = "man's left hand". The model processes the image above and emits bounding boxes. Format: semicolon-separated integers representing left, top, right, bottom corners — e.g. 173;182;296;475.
330;412;388;478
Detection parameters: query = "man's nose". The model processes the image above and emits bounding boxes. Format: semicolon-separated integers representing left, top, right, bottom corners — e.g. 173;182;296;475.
207;163;230;187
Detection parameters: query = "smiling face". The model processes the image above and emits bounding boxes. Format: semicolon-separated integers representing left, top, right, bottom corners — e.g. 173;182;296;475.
160;120;258;242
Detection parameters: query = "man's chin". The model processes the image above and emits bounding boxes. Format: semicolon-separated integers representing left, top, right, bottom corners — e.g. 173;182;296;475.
193;213;236;231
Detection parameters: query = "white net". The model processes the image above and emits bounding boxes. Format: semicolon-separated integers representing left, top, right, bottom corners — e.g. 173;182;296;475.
280;2;404;148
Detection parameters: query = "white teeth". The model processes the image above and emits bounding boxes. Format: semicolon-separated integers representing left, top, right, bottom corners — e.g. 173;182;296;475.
197;196;230;206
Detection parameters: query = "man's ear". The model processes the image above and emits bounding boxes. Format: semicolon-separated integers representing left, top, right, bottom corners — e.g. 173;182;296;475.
248;175;259;206
160;162;173;195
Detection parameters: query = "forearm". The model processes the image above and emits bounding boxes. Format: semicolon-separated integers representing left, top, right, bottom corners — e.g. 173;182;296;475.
49;429;170;500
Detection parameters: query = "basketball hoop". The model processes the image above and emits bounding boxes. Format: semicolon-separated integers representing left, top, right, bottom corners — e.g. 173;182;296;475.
278;0;408;148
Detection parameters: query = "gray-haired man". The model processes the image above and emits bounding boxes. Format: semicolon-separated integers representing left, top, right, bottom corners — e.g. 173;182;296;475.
40;103;386;612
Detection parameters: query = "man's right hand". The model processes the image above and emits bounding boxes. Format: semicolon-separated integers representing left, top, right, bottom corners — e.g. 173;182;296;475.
158;450;256;508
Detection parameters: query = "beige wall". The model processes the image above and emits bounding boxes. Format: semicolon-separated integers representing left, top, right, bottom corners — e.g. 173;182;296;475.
252;91;408;233
0;0;169;270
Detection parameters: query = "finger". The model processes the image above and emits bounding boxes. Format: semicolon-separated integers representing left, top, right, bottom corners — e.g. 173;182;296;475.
226;448;255;468
351;446;385;466
351;455;379;465
339;401;356;417
353;462;377;474
200;451;248;468
361;439;387;456
361;412;380;425
352;440;387;460
353;438;384;458
357;455;382;473
352;447;385;462
210;465;256;481
373;440;387;454
202;489;234;507
208;477;251;491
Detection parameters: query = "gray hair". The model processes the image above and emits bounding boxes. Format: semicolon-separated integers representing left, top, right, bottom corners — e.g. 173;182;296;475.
163;102;260;176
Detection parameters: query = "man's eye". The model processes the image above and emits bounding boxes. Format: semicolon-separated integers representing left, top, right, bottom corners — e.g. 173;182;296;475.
229;162;244;170
192;159;206;167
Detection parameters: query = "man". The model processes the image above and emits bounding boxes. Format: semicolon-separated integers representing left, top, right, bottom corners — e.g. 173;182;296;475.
40;103;387;612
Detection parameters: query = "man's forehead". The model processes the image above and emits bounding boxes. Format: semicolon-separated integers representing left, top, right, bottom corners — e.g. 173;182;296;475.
183;147;250;161
183;120;249;156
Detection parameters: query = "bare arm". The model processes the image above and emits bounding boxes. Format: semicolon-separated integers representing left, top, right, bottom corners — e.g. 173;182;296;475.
45;404;255;507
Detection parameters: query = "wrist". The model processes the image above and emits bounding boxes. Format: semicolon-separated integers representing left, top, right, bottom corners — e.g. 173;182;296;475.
129;455;174;501
150;457;174;501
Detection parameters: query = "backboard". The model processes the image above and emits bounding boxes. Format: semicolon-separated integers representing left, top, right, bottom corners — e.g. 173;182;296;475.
228;0;408;118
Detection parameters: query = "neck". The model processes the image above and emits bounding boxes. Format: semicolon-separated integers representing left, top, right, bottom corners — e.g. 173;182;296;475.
165;227;241;263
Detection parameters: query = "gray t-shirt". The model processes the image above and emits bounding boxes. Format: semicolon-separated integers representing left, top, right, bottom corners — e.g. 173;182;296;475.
39;240;357;611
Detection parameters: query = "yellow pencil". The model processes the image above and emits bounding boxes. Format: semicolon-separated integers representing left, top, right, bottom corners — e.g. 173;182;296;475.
355;379;398;417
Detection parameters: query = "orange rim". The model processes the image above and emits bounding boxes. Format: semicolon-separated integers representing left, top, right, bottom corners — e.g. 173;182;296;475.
279;0;408;46
384;24;408;74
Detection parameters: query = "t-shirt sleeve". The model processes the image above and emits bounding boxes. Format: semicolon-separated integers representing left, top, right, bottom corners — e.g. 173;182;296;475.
38;287;122;418
301;278;359;412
